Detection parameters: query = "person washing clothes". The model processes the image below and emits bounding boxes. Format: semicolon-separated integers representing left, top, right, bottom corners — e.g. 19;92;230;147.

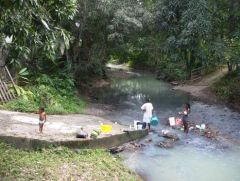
179;103;191;133
141;98;154;131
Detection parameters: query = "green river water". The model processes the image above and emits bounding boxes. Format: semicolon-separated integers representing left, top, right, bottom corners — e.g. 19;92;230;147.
93;72;240;181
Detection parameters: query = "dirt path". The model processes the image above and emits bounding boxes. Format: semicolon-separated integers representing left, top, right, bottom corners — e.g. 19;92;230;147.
173;67;228;101
194;67;228;86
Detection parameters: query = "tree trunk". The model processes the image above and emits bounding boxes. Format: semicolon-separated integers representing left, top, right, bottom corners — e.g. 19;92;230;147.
227;61;233;72
184;50;194;80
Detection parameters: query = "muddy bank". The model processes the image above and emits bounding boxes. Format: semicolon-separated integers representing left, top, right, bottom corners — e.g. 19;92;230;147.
106;68;139;79
173;85;240;113
172;67;240;112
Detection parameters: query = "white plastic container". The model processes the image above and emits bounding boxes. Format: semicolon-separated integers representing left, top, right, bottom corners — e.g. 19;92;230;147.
137;124;143;130
169;117;176;126
134;120;140;130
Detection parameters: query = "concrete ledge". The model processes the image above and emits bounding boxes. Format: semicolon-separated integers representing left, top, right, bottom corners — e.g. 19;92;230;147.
0;130;148;150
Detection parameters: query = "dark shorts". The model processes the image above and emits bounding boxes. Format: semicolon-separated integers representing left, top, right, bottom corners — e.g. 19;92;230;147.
183;121;189;133
182;115;188;123
138;122;147;129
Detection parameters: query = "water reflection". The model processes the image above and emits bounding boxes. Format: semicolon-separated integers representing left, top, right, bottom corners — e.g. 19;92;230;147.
93;73;190;124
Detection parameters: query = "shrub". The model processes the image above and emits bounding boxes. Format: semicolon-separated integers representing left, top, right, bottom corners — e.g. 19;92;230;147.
157;62;187;81
0;75;86;114
212;70;240;103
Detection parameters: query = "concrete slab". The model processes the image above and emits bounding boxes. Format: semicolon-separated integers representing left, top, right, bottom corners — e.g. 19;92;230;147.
0;110;148;149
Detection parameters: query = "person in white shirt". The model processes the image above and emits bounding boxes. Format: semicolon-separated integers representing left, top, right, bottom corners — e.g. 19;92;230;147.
141;98;153;131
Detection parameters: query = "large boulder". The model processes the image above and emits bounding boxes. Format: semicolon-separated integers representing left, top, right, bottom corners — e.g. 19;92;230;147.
110;141;146;154
160;132;179;141
110;146;125;154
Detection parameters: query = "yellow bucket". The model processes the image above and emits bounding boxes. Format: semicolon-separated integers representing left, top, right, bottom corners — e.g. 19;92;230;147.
100;125;112;134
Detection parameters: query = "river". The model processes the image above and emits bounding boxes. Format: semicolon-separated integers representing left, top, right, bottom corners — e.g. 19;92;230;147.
93;71;240;181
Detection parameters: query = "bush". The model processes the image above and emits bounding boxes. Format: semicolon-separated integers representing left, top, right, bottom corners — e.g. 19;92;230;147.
157;62;187;81
0;75;86;114
212;70;240;103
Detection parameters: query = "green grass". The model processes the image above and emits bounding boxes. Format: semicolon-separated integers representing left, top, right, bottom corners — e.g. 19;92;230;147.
0;85;86;114
0;96;86;114
212;70;240;103
0;74;87;114
0;142;141;181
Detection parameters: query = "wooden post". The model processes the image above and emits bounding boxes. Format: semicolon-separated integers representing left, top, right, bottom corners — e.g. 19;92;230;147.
0;81;8;102
190;67;203;81
0;79;10;101
3;81;14;99
4;66;18;96
0;86;5;103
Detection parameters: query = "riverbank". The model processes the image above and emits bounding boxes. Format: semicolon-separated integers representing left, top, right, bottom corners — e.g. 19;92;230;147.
0;109;147;180
173;68;240;112
173;67;229;104
211;70;240;112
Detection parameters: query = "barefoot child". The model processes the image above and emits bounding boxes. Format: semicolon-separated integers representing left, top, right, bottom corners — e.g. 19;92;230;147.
179;103;191;133
37;107;47;133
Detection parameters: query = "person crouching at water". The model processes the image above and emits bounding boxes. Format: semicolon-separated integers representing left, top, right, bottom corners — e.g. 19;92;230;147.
37;107;47;133
179;103;191;133
141;98;153;131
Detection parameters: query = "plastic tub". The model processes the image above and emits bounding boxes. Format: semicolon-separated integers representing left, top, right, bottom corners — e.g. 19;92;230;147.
100;125;112;134
137;124;143;130
134;120;141;130
169;117;176;126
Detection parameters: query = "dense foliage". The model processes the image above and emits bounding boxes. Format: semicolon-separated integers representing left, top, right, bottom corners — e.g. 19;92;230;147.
0;75;86;114
0;0;240;108
0;0;77;75
1;0;240;80
212;70;240;105
0;142;140;180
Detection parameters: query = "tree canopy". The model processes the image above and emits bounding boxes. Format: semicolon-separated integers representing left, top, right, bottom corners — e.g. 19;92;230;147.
0;0;239;82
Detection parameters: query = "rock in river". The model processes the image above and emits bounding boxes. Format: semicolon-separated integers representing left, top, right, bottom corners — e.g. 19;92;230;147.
156;140;174;149
160;132;180;141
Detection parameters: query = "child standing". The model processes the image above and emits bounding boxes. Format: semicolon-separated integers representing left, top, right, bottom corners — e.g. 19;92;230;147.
179;103;191;133
37;107;47;133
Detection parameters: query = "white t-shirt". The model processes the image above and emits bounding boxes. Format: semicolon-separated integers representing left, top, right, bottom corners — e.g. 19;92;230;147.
141;102;153;119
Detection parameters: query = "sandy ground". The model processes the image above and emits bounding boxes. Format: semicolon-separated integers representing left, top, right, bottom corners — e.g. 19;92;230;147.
173;67;228;101
0;110;127;141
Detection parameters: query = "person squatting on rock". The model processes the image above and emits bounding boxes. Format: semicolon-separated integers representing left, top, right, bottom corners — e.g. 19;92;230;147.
141;98;154;131
179;103;191;133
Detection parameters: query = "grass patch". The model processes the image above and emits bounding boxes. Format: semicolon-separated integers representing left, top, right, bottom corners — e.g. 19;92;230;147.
0;142;141;181
0;94;86;114
212;70;240;104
